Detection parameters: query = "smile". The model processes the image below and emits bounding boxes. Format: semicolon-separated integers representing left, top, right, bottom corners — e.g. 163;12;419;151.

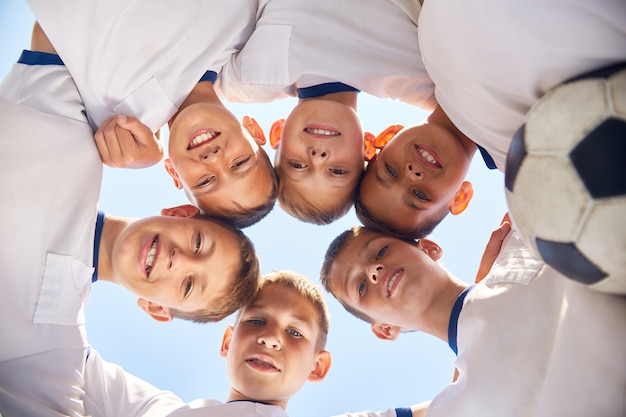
414;145;442;168
386;269;403;297
144;235;159;277
303;127;340;137
188;130;220;150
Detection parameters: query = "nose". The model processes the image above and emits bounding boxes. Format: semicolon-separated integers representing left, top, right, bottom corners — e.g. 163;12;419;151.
200;145;221;161
309;147;328;162
257;333;281;350
167;247;196;271
405;162;423;181
367;263;383;284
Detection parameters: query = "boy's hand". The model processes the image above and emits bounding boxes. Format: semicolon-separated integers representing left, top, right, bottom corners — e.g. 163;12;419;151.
95;115;164;169
475;213;512;283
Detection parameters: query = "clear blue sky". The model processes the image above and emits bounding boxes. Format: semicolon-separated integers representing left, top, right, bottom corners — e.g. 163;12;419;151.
1;2;507;415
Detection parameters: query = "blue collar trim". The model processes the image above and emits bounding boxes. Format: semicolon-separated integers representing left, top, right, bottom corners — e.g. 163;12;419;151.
477;145;497;170
198;70;217;84
18;50;64;66
297;82;360;99
395;407;413;417
448;284;476;355
92;211;105;283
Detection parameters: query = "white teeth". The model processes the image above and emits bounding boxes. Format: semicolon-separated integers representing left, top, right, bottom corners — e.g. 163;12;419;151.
304;128;340;136
190;131;218;147
146;238;157;268
387;271;401;296
418;148;437;165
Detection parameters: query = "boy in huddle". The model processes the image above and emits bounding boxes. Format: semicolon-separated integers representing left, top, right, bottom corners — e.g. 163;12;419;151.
26;0;278;228
216;0;435;224
319;221;626;417
81;271;332;417
0;22;261;417
354;0;626;239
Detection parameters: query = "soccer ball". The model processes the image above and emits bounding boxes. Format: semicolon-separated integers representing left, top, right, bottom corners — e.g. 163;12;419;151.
504;63;626;294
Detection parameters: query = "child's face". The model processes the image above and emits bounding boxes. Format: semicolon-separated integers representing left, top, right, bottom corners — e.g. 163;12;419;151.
327;229;444;329
359;124;472;233
221;283;329;406
274;100;364;212
167;102;274;217
111;211;241;317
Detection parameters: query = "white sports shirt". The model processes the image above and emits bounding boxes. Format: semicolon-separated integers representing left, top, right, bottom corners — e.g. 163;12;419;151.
26;0;258;132
418;0;626;171
0;53;102;417
216;0;435;109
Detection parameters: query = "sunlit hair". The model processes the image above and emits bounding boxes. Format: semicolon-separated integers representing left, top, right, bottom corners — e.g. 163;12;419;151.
204;148;278;228
237;270;330;350
354;183;448;240
169;215;262;323
276;170;358;225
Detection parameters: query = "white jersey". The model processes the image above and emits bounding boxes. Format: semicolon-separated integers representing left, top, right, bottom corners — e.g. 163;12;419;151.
26;0;258;132
216;0;435;109
428;231;626;417
0;53;102;417
418;0;626;171
83;349;289;417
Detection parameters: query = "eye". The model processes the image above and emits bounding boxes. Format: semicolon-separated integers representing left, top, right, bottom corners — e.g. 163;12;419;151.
376;245;388;260
385;163;398;178
358;280;366;298
194;232;202;253
197;175;216;187
232;155;251;169
247;318;265;326
287;328;302;338
184;277;193;298
290;161;308;169
413;189;430;201
329;168;347;175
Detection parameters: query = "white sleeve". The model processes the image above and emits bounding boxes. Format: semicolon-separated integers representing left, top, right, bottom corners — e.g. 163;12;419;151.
332;407;400;417
83;349;186;417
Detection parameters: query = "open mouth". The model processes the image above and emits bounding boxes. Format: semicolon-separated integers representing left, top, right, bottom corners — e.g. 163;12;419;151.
303;127;341;138
188;130;220;150
246;357;280;372
386;269;403;297
144;235;159;277
414;145;442;169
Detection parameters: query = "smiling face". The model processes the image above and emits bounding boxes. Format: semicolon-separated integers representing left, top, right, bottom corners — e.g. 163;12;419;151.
221;283;330;408
325;228;446;330
359;124;473;237
111;214;242;317
274;100;364;221
166;102;275;220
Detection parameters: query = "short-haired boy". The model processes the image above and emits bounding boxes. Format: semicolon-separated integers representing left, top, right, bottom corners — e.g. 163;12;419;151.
319;223;626;417
0;26;260;417
26;0;278;228
216;0;435;224
80;270;332;417
355;0;626;239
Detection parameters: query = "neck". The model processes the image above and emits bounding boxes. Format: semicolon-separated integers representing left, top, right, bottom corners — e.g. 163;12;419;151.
96;214;134;284
300;90;358;111
226;388;287;410
416;273;469;342
428;105;477;158
168;81;222;129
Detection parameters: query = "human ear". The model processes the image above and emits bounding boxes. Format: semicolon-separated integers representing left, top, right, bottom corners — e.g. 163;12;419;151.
164;158;183;189
269;119;285;149
137;298;173;322
416;239;443;261
160;204;200;218
307;350;332;382
371;322;401;341
242;115;266;146
449;181;474;215
219;325;235;359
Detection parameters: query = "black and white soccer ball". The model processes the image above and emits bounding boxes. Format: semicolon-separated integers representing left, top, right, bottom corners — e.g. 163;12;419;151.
505;63;626;294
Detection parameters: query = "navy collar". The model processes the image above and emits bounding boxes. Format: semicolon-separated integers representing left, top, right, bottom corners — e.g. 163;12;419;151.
91;211;105;283
198;70;217;84
297;82;360;99
448;284;476;355
476;145;497;170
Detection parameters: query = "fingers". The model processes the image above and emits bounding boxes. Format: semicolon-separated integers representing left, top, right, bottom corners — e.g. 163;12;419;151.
474;218;512;283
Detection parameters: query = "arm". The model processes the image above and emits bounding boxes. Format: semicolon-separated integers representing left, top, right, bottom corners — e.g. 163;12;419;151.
31;21;56;54
474;213;512;283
